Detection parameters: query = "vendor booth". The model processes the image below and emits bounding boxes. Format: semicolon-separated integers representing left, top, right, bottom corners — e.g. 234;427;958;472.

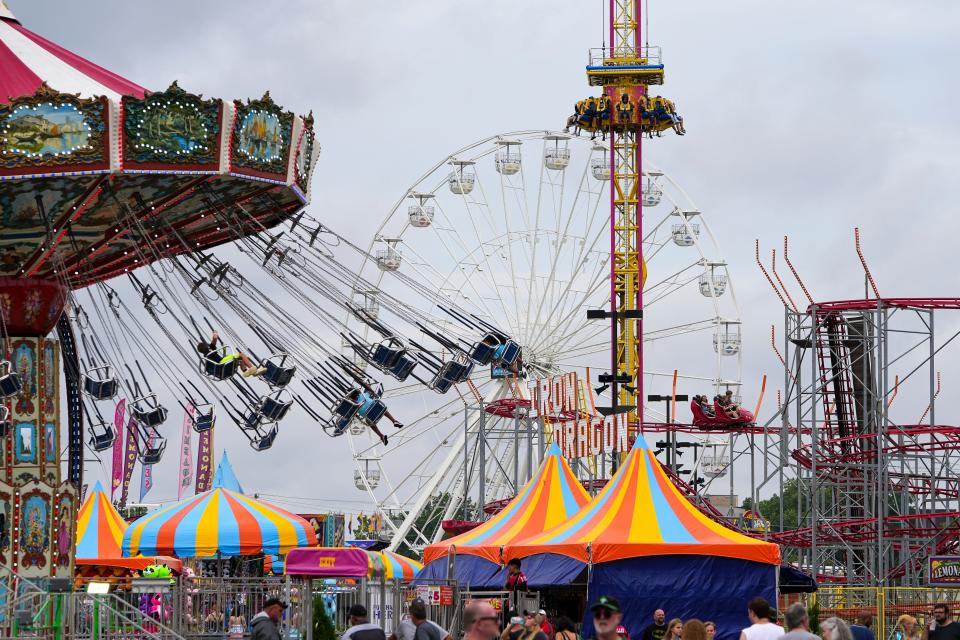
504;438;781;640
420;443;590;589
285;547;432;635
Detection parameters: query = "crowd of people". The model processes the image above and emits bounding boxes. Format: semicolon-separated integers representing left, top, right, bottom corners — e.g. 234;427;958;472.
240;591;960;640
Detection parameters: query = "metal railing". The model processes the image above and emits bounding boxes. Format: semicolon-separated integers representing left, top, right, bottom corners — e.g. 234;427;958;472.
587;45;663;67
808;587;960;640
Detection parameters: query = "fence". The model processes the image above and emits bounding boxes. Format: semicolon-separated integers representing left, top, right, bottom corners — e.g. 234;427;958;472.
808;587;960;640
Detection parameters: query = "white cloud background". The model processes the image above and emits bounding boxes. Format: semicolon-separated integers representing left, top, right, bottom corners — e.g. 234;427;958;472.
11;1;960;514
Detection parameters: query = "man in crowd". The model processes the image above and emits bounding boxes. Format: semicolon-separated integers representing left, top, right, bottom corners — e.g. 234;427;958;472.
927;604;960;640
739;597;784;640
779;603;819;640
851;614;876;640
536;610;554;638
641;609;668;640
505;559;528;592
342;604;386;640
250;597;287;640
464;602;502;640
591;596;624;640
390;600;452;640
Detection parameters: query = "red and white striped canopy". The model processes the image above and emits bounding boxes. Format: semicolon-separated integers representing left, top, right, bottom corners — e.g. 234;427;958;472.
0;2;146;102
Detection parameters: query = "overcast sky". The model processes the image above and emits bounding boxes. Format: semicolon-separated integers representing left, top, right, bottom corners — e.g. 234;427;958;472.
11;1;960;515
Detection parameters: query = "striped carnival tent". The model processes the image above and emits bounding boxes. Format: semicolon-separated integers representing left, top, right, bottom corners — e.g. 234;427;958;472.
0;1;146;102
377;550;422;580
418;443;590;588
504;437;781;640
75;481;181;575
122;481;317;558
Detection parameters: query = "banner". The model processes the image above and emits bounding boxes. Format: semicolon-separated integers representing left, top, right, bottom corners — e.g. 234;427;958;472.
177;404;195;499
929;556;960;586
139;431;155;502
119;416;138;508
195;426;213;493
110;399;126;500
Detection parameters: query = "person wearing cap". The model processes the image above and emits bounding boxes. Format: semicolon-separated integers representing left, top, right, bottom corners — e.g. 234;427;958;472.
250;597;287;640
343;604;387;640
591;596;624;640
616;626;631;640
535;610;554;639
519;611;549;640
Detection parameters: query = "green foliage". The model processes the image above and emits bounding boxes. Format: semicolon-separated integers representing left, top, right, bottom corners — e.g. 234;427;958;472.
385;492;477;558
314;597;337;640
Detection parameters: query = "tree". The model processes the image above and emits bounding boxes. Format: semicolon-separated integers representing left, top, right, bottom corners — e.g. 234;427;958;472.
314;596;337;640
386;492;478;558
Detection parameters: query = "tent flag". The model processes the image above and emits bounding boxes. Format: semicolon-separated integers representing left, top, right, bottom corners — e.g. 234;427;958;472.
212;450;243;493
505;436;780;565
110;399;125;500
423;443;590;565
177;404;194;500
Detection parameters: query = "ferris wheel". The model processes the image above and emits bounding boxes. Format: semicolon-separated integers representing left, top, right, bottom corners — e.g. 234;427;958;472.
344;130;741;551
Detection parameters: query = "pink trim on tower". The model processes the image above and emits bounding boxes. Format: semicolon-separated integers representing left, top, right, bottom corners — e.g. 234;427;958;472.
0;34;41;101
7;21;146;98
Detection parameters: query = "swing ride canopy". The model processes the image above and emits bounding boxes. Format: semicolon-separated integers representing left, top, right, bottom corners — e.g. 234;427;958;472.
75;481;182;573
0;4;318;289
121;481;317;558
417;443;591;588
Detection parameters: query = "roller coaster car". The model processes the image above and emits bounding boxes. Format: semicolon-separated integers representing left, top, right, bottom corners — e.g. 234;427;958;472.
191;404;216;433
199;346;241;381
388;353;417;382
131;394;168;428
0;361;23;399
82;366;119;401
87;420;116;452
689;399;754;428
469;334;501;365
262;353;296;389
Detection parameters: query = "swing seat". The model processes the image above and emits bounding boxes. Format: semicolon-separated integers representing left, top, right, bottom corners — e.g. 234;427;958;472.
388;354;417;382
429;370;456;394
358;399;388;426
136;434;167;465
333;395;363;421
88;421;116;452
448;359;474;383
0;361;23;399
192;405;216;433
469;336;499;365
322;414;351;437
200;347;241;381
496;340;521;366
82;366;118;400
131;396;168;428
262;353;296;388
0;406;10;438
258;392;293;422
371;343;404;369
251;425;279;451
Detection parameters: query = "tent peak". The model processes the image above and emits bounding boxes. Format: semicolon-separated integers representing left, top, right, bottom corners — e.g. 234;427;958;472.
0;2;17;23
211;449;244;493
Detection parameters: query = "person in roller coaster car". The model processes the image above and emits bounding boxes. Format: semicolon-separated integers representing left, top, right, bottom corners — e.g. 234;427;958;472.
196;331;266;378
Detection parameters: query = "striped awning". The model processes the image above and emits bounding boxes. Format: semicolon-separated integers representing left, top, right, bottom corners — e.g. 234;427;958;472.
0;3;146;102
504;437;781;565
424;443;591;564
376;550;422;579
122;487;317;558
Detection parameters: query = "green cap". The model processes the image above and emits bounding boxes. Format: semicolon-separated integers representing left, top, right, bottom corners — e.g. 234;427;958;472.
590;596;621;613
